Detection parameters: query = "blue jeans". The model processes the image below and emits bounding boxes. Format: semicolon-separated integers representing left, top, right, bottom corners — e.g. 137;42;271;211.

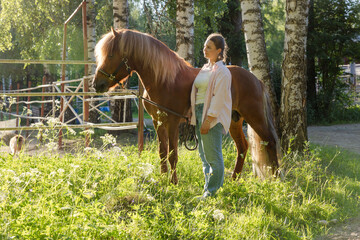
195;104;224;197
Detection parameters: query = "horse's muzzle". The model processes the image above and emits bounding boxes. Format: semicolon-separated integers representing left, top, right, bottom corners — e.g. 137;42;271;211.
93;77;109;93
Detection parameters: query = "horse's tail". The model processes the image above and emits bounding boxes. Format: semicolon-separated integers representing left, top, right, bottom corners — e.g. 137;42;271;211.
247;89;281;179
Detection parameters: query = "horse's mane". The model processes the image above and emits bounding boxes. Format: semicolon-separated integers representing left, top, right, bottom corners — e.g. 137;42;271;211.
95;29;190;86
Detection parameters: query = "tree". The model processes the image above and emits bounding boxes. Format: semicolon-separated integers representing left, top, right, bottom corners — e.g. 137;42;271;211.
307;0;360;123
279;0;310;152
87;0;96;75
218;0;246;67
114;0;129;29
240;0;279;119
240;0;280;178
111;0;132;134
87;0;100;124
176;0;194;65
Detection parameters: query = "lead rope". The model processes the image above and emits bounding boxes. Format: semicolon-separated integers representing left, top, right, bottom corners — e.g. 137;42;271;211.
183;119;198;151
131;91;198;151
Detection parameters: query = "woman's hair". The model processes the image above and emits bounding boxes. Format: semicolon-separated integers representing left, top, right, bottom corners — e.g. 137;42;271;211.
206;33;228;63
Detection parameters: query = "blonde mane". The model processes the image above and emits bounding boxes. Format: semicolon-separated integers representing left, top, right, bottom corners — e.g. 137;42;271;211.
95;29;190;86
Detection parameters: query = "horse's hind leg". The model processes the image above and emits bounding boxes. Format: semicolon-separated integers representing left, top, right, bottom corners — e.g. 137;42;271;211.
167;122;180;185
229;117;248;179
154;123;169;174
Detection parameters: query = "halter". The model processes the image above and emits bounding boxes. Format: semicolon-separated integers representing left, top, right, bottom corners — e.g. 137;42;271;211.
98;57;132;84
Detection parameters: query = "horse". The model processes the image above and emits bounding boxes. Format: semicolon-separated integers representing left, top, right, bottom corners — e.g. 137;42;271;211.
93;28;280;184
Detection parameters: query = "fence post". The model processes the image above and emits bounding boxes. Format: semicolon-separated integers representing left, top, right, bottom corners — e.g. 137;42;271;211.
9;82;12;120
138;84;144;153
0;83;3;121
40;75;46;142
82;1;90;147
26;81;31;137
16;83;20;134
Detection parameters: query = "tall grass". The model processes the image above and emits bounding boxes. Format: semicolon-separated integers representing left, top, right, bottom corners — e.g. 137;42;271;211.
0;135;359;239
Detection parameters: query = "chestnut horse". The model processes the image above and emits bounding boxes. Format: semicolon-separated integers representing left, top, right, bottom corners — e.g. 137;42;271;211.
93;28;280;183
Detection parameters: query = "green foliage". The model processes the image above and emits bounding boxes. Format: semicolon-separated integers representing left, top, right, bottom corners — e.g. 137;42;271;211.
261;0;285;66
307;0;360;121
217;0;247;67
308;104;360;125
1;133;359;239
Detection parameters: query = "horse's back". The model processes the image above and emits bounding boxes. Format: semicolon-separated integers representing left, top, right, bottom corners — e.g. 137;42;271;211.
227;65;264;106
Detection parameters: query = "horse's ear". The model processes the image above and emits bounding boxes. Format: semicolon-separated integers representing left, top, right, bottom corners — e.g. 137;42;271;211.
111;27;118;37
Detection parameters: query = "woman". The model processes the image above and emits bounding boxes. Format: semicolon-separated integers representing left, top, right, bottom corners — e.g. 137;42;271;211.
190;33;232;198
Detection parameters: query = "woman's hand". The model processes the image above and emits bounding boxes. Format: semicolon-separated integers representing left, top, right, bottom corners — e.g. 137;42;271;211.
200;116;216;134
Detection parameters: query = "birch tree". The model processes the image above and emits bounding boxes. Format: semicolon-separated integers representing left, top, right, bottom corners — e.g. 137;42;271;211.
113;0;129;29
86;0;100;123
241;0;278;117
279;0;310;152
111;0;132;130
87;0;96;75
241;0;280;179
176;0;194;65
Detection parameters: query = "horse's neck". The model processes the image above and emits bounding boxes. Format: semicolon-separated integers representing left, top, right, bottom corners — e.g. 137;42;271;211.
135;65;197;98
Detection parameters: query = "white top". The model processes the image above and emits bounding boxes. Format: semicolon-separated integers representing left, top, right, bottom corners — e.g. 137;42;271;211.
194;63;213;104
190;61;232;134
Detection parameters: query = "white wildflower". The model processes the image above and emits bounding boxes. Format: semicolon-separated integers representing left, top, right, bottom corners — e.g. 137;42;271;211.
49;171;56;177
146;194;155;201
138;163;154;178
47;117;62;126
81;129;94;135
112;146;122;153
67;127;76;135
212;209;225;221
13;176;22;183
57;168;65;174
84;147;94;153
30;168;41;175
70;164;80;169
0;192;7;202
8;97;16;105
46;142;57;151
95;150;104;159
100;133;116;147
31;121;44;128
23;106;32;115
6;169;16;175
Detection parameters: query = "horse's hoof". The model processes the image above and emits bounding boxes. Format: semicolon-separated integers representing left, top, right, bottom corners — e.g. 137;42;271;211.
171;175;178;185
160;165;168;174
231;172;240;180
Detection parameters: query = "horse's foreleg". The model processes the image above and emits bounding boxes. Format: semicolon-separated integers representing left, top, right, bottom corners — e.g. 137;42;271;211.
155;124;169;174
229;117;248;179
167;123;180;185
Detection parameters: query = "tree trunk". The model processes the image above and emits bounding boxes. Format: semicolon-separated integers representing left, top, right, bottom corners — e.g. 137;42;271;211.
113;0;129;29
176;0;194;66
280;0;310;153
241;0;279;178
87;0;100;124
111;0;132;135
241;0;279;119
176;0;194;144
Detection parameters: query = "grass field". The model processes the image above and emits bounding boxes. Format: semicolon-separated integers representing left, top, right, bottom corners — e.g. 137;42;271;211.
0;132;359;239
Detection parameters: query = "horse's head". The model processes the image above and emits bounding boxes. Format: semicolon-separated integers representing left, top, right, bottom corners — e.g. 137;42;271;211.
93;28;131;93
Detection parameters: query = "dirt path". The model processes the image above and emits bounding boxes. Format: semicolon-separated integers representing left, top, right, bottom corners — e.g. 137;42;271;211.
308;124;360;154
308;124;360;240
